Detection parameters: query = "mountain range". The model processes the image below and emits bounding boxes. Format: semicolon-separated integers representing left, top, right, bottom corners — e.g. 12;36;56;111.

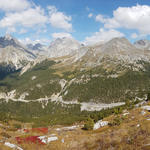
1;34;150;71
0;34;150;104
0;34;36;69
0;34;150;129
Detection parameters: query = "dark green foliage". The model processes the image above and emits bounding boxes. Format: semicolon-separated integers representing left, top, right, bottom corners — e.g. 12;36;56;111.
0;60;61;100
0;94;140;127
90;113;101;123
114;107;123;115
63;69;150;103
1;60;150;103
31;60;56;71
0;63;21;80
0;100;89;126
13;123;21;129
125;100;131;107
109;116;122;126
0;60;149;126
87;100;139;126
83;117;94;130
133;99;140;105
0;111;12;123
147;93;150;101
125;100;136;110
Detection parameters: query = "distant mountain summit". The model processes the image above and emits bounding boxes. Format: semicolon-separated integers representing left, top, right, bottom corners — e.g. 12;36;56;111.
1;36;150;107
47;37;81;58
27;43;47;51
134;39;150;50
101;37;136;53
77;37;150;72
0;34;36;70
1;35;150;78
0;34;22;48
26;42;47;56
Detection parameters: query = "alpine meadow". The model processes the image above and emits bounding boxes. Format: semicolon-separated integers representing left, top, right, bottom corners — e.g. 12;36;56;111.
0;0;150;149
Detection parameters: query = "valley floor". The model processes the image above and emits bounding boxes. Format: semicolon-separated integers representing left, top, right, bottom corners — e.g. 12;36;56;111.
0;102;150;150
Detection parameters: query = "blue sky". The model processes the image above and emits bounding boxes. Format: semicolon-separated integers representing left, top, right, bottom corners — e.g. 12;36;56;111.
0;0;150;45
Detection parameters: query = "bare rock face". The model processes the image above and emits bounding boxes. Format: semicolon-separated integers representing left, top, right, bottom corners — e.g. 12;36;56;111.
47;37;82;58
134;39;150;50
20;37;150;75
100;38;150;61
26;43;47;56
0;34;36;70
78;37;150;70
27;43;45;51
2;35;150;77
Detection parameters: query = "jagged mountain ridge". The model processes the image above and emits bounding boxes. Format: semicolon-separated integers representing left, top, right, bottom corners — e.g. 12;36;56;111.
0;35;150;148
47;37;82;58
0;34;21;48
1;34;150;76
1;35;150;72
27;43;46;51
98;37;150;64
134;39;150;50
0;34;36;70
1;36;150;113
19;37;150;75
26;42;48;57
75;37;150;72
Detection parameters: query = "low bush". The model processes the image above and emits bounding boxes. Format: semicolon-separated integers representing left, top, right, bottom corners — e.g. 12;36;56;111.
109;116;122;126
0;132;11;138
13;123;21;129
83;117;94;130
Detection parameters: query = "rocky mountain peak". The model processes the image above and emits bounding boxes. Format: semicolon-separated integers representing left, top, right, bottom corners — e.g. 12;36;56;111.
134;39;150;50
135;40;147;46
104;37;132;46
47;37;81;58
27;43;46;51
5;34;14;40
0;35;36;70
0;34;21;48
101;37;137;54
49;37;80;48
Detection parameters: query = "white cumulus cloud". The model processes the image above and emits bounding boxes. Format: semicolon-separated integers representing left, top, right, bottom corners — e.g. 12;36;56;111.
19;28;27;34
84;28;124;45
131;33;138;39
48;5;72;32
0;0;31;12
96;5;150;35
52;32;72;39
96;14;106;23
6;27;16;33
0;7;47;28
19;37;50;45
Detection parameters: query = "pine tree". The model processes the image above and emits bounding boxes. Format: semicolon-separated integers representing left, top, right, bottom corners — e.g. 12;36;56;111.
84;117;94;130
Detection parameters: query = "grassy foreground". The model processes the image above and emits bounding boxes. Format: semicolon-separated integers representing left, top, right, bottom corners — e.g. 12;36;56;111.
0;101;150;150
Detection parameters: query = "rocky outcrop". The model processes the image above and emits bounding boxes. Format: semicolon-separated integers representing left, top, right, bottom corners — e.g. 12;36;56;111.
0;34;36;70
